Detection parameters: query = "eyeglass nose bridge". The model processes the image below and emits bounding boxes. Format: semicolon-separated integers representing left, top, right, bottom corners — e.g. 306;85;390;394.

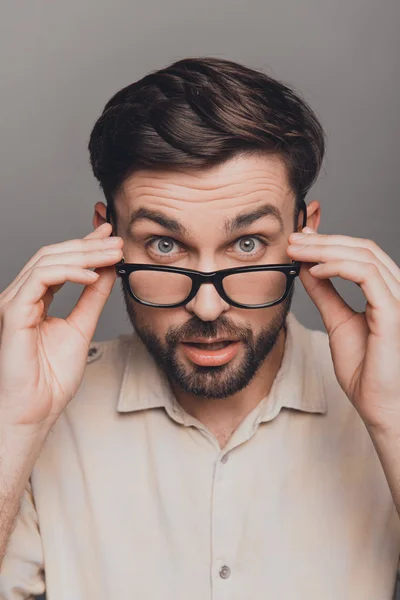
187;270;228;304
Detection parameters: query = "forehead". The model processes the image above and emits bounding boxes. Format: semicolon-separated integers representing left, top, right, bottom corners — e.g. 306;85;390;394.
115;153;295;229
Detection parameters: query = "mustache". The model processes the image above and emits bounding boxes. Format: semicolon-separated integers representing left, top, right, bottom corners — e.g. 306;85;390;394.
165;315;253;346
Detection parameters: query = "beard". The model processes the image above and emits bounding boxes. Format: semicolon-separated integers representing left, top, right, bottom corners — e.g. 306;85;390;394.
121;282;294;400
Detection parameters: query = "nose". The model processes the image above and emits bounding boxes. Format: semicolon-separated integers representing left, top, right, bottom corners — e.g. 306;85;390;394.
185;281;230;321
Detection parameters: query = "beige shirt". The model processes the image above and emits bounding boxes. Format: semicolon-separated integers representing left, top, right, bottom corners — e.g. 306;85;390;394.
1;312;400;600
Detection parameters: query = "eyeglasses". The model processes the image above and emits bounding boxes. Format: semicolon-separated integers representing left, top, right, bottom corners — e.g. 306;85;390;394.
114;261;300;309
107;198;307;309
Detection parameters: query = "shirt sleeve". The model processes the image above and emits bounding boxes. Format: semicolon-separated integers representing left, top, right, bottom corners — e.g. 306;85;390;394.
0;479;45;599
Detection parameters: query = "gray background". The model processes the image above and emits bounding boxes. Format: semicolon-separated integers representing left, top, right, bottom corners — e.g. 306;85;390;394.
1;0;399;342
1;0;399;597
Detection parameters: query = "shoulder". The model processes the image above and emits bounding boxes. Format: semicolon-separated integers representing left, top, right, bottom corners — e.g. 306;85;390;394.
83;333;133;380
289;313;350;410
85;333;132;366
289;312;333;375
296;316;364;426
65;332;135;415
293;315;335;378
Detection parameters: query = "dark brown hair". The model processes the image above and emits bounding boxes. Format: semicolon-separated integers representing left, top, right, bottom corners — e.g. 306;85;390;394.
88;56;325;231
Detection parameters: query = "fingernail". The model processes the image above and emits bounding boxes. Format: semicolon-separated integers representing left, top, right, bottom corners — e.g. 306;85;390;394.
291;232;306;239
302;227;314;234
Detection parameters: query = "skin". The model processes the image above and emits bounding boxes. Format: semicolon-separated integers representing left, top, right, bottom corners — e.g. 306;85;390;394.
2;149;400;572
94;152;400;515
93;153;320;447
0;222;125;564
286;224;400;518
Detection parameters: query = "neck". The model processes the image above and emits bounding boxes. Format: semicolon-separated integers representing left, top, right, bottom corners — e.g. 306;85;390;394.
170;324;287;448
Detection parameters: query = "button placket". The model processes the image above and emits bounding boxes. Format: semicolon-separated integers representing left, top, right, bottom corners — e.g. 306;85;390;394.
211;457;235;597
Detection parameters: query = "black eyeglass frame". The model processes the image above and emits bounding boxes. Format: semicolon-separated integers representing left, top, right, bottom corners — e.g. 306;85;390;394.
106;198;308;309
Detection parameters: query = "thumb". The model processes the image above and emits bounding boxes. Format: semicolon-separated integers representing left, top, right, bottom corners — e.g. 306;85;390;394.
298;231;355;335
65;265;117;342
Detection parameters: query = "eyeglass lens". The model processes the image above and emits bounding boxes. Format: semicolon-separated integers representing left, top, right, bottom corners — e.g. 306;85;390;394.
128;269;287;307
222;270;287;305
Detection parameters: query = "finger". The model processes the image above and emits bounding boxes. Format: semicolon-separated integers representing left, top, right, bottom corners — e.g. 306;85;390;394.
36;245;123;314
1;223;120;302
288;243;400;299
45;240;122;296
308;259;397;313
2;244;123;306
84;222;112;239
289;230;400;283
66;264;117;342
21;223;114;280
4;266;101;330
299;262;356;335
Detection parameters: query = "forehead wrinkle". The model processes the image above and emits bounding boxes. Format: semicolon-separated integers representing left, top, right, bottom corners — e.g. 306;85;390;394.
130;181;288;204
122;163;291;204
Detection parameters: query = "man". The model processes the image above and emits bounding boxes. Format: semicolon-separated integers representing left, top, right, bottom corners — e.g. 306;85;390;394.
1;56;400;599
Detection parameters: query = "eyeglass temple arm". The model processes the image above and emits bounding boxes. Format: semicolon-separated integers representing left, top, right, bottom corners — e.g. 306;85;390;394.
300;197;307;230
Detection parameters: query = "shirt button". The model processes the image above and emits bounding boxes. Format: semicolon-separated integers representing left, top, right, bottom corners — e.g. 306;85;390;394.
221;453;229;464
219;565;231;579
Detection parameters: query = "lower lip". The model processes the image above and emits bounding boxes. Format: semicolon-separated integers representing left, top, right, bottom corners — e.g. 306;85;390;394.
180;341;241;367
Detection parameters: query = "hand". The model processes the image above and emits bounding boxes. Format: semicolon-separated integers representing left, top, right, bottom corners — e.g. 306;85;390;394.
0;222;124;429
287;226;400;430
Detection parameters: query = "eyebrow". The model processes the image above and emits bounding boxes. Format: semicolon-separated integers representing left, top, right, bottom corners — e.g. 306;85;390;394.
127;202;284;238
224;203;284;234
127;207;189;236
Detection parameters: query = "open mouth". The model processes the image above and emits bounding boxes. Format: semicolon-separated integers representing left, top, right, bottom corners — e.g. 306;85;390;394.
180;340;240;367
183;341;232;351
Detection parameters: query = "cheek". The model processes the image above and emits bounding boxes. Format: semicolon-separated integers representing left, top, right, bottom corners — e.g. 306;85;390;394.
241;306;282;332
133;305;189;336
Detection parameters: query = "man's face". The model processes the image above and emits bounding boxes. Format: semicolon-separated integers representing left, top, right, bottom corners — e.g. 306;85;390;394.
114;153;298;399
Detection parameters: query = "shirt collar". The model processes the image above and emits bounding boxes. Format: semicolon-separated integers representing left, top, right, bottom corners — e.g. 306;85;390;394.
256;312;327;422
116;311;327;418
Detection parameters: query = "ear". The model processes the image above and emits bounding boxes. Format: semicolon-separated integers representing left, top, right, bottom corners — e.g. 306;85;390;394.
303;200;321;232
93;202;108;230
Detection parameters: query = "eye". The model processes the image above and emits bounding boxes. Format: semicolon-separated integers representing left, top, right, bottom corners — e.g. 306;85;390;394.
146;236;182;256
233;236;266;255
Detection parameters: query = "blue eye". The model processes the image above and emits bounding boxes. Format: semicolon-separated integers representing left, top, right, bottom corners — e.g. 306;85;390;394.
157;238;175;253
234;236;265;254
147;236;180;256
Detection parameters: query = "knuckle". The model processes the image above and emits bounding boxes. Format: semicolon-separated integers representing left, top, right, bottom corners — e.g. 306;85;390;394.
35;243;58;257
364;262;379;277
363;238;379;253
360;247;375;262
79;248;90;259
35;253;53;266
27;266;42;281
30;264;58;278
33;247;47;260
